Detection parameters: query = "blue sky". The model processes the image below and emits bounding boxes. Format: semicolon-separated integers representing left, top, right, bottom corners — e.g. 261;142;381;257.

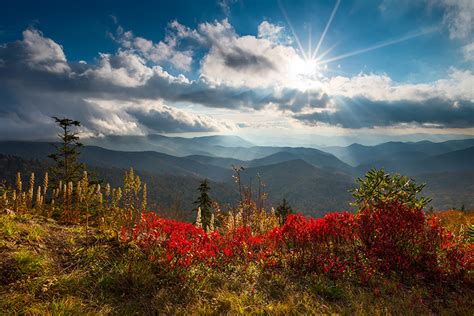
0;0;473;144
0;0;464;80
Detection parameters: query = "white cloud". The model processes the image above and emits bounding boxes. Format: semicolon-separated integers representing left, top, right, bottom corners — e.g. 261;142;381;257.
218;0;237;16
115;27;193;72
22;28;70;73
87;106;143;136
463;42;474;61
91;99;236;133
324;69;474;102
257;21;291;44
198;20;305;88
85;51;154;87
109;20;307;90
169;20;203;42
437;0;473;40
295;68;474;128
197;19;235;43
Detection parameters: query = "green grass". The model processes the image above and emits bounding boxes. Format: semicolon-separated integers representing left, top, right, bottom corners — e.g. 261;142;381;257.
12;249;45;276
2;216;20;238
26;225;45;242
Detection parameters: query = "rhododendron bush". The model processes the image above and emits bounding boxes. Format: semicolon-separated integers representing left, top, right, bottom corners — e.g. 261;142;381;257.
120;202;473;283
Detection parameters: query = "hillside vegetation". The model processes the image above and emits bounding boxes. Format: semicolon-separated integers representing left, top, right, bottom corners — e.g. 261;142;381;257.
1;123;473;314
2;137;474;213
0;168;473;314
1;208;473;314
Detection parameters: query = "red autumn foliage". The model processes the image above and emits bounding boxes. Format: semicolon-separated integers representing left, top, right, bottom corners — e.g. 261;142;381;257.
357;203;472;281
120;202;473;283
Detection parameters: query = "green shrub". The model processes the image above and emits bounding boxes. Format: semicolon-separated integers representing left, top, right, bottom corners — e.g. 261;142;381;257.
350;168;431;210
467;224;474;244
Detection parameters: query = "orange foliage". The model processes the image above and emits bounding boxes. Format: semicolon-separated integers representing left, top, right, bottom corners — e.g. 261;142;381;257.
434;210;473;237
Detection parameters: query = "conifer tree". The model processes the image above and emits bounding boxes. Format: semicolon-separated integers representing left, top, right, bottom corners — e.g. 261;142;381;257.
194;179;212;229
276;198;294;225
48;117;85;185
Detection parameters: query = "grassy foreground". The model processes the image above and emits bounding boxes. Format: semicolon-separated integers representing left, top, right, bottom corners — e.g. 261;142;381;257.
0;211;473;315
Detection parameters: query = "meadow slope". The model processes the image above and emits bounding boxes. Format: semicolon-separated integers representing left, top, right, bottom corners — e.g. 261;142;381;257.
1;210;472;315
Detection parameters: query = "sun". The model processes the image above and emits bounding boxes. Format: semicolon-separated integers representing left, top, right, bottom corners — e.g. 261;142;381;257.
288;57;321;90
294;58;319;76
280;0;433;92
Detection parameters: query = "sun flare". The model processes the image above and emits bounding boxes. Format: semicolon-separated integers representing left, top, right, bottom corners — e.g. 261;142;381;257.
288;57;322;90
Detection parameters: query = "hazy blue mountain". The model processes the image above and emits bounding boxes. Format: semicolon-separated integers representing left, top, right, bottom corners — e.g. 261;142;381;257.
278;148;353;172
246;152;300;168
185;155;244;169
241;133;474;147
209;145;282;160
0;141;55;160
1;139;474;215
209;146;353;172
82;134;253;157
413;171;474;210
0;141;352;180
80;146;233;181
0;141;233;181
84;135;360;172
187;148;353;172
356;145;474;176
422;146;474;171
189;135;254;147
236;159;355;216
323;139;474;166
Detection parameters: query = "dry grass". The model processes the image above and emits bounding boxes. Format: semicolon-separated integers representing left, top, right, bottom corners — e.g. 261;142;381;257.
435;209;474;237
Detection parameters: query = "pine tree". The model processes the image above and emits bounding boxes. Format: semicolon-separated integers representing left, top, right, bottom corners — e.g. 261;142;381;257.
276;198;294;225
48;117;85;186
194;179;212;229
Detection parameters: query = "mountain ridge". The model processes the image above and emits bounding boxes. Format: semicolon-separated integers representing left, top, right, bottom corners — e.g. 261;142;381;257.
1;138;474;213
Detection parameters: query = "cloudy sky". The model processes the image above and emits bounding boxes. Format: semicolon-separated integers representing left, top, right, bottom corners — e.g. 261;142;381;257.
0;0;473;145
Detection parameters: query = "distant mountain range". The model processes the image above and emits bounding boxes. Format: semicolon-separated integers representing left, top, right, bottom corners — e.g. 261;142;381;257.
82;134;254;157
0;135;473;214
187;148;351;172
323;139;474;167
81;133;474;149
238;159;354;216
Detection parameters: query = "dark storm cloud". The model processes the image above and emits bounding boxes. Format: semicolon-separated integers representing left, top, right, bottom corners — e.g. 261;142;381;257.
126;107;223;133
294;97;474;128
222;46;276;72
110;78;330;112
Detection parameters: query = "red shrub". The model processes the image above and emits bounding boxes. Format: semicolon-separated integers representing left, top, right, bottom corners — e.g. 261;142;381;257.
356;202;473;281
120;212;274;268
273;212;359;275
120;203;473;283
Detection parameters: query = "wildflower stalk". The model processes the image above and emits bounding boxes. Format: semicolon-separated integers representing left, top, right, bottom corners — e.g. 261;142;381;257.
196;207;202;229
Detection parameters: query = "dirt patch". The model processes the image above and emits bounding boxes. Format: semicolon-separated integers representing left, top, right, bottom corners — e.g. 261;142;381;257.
0;255;18;285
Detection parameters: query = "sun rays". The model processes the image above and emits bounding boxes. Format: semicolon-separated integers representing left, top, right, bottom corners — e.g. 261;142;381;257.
279;0;436;88
319;26;438;65
311;0;340;60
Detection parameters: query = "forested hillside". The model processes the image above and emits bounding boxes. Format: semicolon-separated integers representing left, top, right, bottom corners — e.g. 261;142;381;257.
1;136;473;213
